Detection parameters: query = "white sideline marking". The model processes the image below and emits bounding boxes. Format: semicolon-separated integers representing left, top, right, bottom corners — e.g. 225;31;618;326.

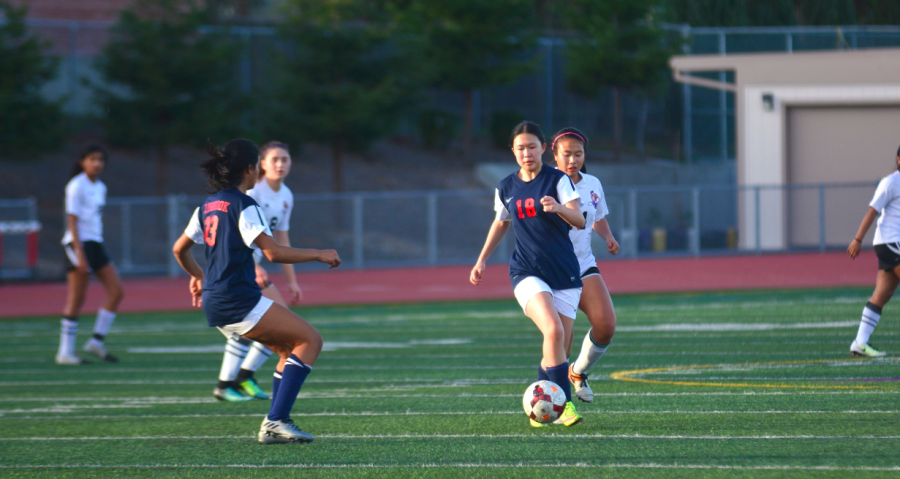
128;339;472;354
616;321;858;332
3;433;900;441
127;346;224;353
3;410;899;419
0;463;898;471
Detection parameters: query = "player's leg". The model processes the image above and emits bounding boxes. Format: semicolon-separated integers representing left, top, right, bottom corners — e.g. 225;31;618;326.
242;302;323;444
570;274;616;402
83;262;124;363
214;336;255;402
57;266;89;365
235;284;283;399
852;269;899;357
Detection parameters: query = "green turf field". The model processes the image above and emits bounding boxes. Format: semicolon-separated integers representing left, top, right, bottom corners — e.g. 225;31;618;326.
1;287;899;478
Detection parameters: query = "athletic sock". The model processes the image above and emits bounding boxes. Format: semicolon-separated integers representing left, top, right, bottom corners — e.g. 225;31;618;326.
537;364;550;382
856;302;882;346
58;318;78;357
88;309;116;347
218;338;250;385
272;370;282;400
572;328;610;376
240;342;273;373
545;362;572;403
268;355;310;421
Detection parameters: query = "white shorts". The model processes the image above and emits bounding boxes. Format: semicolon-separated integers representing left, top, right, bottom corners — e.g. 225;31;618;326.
513;276;581;320
217;296;274;340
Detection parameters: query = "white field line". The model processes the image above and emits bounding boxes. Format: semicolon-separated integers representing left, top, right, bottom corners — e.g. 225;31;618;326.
3;433;900;441
0;463;898;472
2;390;900;403
3;410;900;419
616;321;857;332
0;378;534;386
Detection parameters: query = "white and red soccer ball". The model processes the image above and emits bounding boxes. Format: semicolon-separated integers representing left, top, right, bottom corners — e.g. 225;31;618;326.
522;380;566;424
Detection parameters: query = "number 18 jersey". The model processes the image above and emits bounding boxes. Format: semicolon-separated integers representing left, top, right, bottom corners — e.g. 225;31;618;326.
184;188;273;327
494;166;583;290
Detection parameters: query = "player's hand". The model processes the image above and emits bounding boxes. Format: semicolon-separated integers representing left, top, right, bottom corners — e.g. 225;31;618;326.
319;249;341;268
848;239;862;259
470;262;485;285
75;251;89;274
254;263;270;289
287;282;303;305
189;275;203;307
540;196;559;213
607;237;620;255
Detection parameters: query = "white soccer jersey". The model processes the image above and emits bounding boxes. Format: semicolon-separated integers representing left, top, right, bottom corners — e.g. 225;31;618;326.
61;172;106;245
567;173;609;273
247;180;294;232
870;171;900;245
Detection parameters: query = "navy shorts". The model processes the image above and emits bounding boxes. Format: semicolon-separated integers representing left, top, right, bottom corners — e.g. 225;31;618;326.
64;241;111;272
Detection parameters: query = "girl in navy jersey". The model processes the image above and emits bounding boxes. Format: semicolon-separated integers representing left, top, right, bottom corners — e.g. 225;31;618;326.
210;142;302;402
173;139;340;444
470;121;586;427
551;128;619;403
57;145;124;365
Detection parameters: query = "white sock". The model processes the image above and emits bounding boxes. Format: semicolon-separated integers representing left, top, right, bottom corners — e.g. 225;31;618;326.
855;302;882;346
89;308;117;347
58;318;78;357
219;338;250;382
240;342;273;372
572;329;610;376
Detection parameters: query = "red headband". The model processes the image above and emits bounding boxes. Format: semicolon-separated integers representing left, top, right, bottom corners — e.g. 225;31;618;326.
551;132;586;150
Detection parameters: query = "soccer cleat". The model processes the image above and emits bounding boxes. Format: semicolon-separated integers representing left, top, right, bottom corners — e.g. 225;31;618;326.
258;417;315;444
238;378;270;400
556;401;584;427
213;387;255;402
55;354;90;365
569;365;593;403
529;418;548;428
83;341;119;363
851;341;887;357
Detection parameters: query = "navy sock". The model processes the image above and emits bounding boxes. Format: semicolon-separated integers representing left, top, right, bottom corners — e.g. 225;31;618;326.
267;355;310;421
272;370;282;401
537;364;550;382
545;362;572;403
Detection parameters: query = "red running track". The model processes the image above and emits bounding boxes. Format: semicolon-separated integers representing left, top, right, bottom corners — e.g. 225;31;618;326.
0;251;878;318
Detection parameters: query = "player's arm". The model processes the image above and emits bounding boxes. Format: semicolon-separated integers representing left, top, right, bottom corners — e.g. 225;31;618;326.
848;207;879;260
541;197;586;229
66;214;89;274
254;233;340;268
273;229;303;304
470;220;511;285
593;218;620;255
172;234;204;307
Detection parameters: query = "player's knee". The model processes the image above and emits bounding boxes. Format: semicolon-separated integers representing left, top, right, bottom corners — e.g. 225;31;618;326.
543;324;565;343
307;330;323;354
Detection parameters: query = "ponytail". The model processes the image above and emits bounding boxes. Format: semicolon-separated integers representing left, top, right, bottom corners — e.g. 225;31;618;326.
69;144;107;180
200;139;260;193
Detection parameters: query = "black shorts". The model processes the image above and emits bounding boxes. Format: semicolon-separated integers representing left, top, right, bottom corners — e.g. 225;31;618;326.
874;243;900;271
64;241;111;272
581;266;600;278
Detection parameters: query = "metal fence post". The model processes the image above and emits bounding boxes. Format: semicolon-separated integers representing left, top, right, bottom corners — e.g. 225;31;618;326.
352;195;364;268
754;186;761;253
166;195;180;277
681;24;692;164
628;189;638;257
786;32;793;53
427;193;438;265
27;196;37;222
690;187;701;255
819;184;826;251
121;203;132;272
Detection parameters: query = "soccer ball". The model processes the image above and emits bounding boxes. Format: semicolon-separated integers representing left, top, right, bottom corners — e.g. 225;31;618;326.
522;380;566;424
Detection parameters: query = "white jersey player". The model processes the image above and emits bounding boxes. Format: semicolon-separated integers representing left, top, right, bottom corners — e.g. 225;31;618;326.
551;128;619;403
847;146;900;357
211;141;304;402
57;145;124;365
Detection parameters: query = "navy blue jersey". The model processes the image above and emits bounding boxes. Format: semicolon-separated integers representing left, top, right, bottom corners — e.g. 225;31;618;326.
495;166;583;290
184;188;273;327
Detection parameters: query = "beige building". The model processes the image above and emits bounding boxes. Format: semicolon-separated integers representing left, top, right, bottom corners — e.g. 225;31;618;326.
671;48;900;250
